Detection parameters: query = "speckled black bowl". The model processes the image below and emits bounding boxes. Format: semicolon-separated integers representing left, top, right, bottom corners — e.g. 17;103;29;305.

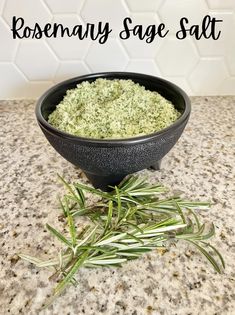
36;72;191;190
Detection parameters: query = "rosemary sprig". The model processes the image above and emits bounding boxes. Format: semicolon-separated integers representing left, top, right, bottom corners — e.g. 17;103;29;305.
18;175;225;308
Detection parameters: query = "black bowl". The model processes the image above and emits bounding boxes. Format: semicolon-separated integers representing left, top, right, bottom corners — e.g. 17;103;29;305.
36;72;191;190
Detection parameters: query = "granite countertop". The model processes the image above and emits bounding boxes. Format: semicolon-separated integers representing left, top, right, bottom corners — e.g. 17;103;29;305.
0;97;234;315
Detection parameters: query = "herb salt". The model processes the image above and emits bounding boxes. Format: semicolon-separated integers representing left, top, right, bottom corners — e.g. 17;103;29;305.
48;79;181;139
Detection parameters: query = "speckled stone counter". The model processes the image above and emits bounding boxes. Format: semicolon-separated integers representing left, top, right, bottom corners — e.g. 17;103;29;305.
0;97;235;315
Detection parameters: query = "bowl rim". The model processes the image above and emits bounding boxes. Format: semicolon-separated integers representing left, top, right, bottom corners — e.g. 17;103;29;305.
36;72;191;146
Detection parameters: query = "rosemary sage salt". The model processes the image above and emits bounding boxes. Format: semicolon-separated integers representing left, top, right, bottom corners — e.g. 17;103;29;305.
48;79;180;139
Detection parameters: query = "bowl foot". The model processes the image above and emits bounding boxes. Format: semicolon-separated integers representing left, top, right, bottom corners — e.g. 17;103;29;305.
149;159;162;171
83;172;127;191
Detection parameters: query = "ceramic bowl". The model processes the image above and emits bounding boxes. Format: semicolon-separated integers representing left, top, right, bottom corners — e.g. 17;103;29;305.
35;72;191;190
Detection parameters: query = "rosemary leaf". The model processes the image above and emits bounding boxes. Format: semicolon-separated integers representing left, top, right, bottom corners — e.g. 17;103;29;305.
46;224;72;248
185;240;223;274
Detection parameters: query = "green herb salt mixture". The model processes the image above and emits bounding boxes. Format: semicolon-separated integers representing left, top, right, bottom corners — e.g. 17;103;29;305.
48;79;181;139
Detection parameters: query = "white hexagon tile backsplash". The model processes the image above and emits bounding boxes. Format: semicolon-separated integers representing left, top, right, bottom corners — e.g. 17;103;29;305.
0;0;234;98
